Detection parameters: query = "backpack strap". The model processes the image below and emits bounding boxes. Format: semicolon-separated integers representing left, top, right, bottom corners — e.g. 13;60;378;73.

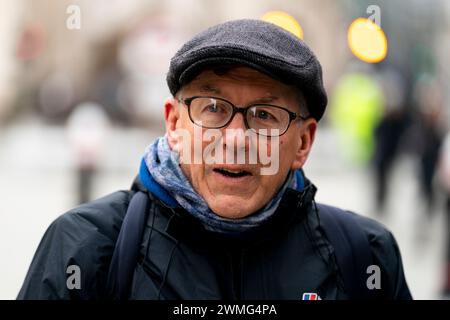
317;204;377;300
106;191;149;300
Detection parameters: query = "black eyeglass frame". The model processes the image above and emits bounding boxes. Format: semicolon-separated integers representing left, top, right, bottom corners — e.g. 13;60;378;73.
178;96;308;136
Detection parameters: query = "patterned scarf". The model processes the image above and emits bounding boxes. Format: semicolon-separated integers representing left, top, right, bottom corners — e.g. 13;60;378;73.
141;135;300;235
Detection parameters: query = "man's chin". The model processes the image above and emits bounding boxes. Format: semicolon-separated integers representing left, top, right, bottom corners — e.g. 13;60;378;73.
207;195;260;219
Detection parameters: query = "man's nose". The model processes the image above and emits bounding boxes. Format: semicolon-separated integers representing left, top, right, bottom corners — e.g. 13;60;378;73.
223;112;248;151
225;111;247;131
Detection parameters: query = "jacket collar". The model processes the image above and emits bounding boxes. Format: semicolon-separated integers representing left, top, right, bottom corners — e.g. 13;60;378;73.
131;173;318;247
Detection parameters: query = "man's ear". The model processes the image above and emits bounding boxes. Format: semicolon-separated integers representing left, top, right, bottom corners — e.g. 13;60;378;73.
291;118;317;170
164;96;180;149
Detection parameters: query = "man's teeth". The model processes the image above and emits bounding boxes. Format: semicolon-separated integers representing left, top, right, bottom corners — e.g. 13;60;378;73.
222;169;244;174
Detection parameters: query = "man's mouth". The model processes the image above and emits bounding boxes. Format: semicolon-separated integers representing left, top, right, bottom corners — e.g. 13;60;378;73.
213;167;252;178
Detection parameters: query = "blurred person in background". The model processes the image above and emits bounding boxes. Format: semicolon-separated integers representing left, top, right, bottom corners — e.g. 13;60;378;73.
17;19;412;300
329;67;384;166
438;131;450;297
66;102;109;204
372;68;409;213
413;77;446;215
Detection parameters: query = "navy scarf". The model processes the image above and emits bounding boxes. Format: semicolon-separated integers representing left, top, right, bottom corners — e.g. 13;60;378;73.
140;136;304;234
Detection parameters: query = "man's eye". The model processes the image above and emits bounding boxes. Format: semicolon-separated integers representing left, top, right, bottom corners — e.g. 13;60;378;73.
206;104;218;113
203;103;227;114
256;110;273;120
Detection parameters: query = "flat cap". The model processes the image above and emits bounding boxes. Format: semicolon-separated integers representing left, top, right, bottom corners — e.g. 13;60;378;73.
167;19;327;121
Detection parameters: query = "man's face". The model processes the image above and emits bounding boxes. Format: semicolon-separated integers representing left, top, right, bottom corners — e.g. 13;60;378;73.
165;67;317;219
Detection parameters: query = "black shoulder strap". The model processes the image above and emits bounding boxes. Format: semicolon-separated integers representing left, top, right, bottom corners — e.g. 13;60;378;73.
106;191;149;300
317;204;377;300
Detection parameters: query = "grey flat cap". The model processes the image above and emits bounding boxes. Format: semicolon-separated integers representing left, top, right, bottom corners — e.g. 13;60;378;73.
167;19;327;121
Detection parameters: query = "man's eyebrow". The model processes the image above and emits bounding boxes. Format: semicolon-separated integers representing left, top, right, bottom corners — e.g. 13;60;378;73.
249;95;280;104
199;84;221;95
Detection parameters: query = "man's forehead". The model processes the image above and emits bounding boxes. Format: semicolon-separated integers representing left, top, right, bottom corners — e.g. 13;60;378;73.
183;66;292;96
185;82;284;105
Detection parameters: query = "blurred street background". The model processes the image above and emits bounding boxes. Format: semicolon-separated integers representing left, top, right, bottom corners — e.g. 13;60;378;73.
1;0;449;299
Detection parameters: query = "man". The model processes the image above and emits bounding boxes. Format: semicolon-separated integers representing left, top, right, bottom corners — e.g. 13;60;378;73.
438;132;450;297
18;19;412;300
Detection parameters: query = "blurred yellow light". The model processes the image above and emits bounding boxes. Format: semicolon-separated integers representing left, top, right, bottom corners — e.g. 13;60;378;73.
261;11;304;39
348;18;388;63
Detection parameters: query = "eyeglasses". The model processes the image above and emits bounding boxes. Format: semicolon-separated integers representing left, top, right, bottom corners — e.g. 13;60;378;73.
178;96;308;137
